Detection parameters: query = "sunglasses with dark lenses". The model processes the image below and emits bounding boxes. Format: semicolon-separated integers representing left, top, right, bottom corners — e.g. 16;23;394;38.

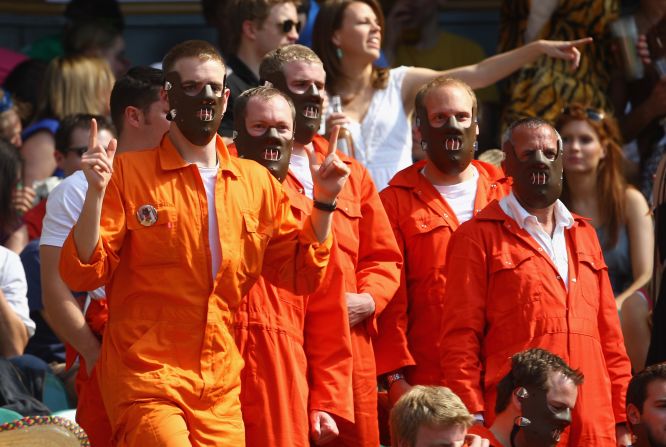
66;146;87;157
278;19;301;34
562;106;605;122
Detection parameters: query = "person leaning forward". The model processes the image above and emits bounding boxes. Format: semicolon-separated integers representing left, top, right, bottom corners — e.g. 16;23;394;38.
58;40;350;446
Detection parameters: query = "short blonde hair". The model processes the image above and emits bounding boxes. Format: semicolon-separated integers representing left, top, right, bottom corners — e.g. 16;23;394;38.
37;55;115;120
415;77;478;115
390;386;474;447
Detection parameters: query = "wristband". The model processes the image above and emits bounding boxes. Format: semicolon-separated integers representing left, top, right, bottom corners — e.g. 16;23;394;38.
386;372;405;389
313;200;337;212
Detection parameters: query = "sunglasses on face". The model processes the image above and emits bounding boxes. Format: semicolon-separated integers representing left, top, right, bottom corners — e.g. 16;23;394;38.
65;146;87;157
562;106;605;122
278;19;301;34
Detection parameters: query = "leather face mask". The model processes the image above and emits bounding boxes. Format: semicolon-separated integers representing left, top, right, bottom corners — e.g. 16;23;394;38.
261;71;322;145
504;136;563;210
416;105;477;176
234;126;293;183
510;386;572;447
165;71;225;146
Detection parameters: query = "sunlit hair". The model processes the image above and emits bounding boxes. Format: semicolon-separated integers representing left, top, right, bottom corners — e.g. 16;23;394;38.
162;40;225;75
627;363;666;414
312;0;389;93
259;44;322;83
36;56;115;121
233;86;296;132
501;117;563;154
555;103;626;248
415;77;478;116
390;385;474;447
495;348;584;414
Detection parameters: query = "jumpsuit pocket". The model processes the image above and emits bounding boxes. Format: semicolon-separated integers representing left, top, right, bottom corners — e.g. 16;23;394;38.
402;215;450;274
239;211;271;280
577;252;606;311
125;205;179;267
488;249;542;312
333;198;362;256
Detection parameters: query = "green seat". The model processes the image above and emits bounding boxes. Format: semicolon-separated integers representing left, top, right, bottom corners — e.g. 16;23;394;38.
42;372;71;413
0;408;21;424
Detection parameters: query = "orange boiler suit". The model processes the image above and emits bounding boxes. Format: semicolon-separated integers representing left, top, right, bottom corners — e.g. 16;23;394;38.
310;135;403;447
373;160;508;384
230;144;354;447
68;298;111;447
440;200;632;446
59;135;332;446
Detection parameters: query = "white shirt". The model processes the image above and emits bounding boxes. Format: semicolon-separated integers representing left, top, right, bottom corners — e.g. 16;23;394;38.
0;246;35;337
427;166;479;224
344;66;413;191
41;171;106;300
289;153;314;199
499;191;574;288
197;164;221;279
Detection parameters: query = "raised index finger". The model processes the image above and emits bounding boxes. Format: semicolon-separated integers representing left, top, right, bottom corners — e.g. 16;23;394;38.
570;37;593;47
88;118;98;152
328;125;340;156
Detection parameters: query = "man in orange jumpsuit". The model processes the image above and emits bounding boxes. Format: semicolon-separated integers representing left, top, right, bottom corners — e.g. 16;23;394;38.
373;77;508;408
232;85;354;446
58;40;350;446
260;44;403;446
42;70;169;446
468;348;583;447
440;117;633;446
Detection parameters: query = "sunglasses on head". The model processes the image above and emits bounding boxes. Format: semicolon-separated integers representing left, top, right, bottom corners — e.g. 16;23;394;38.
562;106;605;122
278;19;301;34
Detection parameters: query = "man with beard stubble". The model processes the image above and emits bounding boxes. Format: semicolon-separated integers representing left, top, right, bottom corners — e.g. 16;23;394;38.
626;363;666;447
58;40;349;446
440;117;632;446
372;77;509;411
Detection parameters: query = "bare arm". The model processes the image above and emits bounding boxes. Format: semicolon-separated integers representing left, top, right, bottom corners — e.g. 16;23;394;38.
0;289;28;357
400;38;593;115
615;188;654;307
41;245;100;371
4;225;28;255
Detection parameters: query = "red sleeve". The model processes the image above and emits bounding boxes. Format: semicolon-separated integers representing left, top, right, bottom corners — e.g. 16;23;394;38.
304;242;355;423
354;163;403;337
590;229;632;423
372;187;415;376
23;199;47;240
440;226;488;413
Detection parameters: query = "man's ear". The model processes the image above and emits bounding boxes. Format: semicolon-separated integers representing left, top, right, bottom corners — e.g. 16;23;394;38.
160;88;169;106
627;403;641;425
124;106;142;129
511;388;524;412
242;19;258;41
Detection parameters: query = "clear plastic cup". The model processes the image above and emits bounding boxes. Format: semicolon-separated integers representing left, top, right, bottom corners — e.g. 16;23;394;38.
611;15;645;80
